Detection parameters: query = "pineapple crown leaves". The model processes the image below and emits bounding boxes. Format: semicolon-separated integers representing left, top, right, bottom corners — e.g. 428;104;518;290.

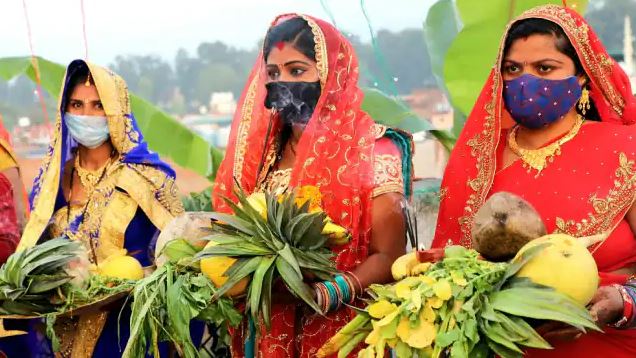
200;187;337;328
0;238;80;299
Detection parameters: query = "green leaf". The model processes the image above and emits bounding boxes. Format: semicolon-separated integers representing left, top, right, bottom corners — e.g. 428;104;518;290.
424;0;461;95
275;257;321;313
212;256;262;300
0;56;222;180
248;255;276;328
277;243;302;277
436;327;461;348
206;212;255;236
260;261;276;332
497;242;551;290
489;287;600;331
362;87;431;133
486;338;524;358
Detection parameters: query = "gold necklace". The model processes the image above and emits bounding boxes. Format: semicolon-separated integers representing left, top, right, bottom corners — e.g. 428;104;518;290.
74;154;112;193
508;114;584;176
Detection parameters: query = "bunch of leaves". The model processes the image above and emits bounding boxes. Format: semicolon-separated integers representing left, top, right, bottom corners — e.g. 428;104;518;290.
321;245;600;358
122;260;241;358
0;238;82;315
197;188;337;329
58;275;135;312
181;189;213;212
44;275;136;352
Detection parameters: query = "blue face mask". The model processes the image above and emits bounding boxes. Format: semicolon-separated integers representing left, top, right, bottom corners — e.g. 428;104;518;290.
64;113;110;149
503;74;582;129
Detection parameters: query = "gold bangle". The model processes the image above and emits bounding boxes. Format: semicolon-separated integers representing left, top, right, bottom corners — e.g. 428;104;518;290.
346;271;363;293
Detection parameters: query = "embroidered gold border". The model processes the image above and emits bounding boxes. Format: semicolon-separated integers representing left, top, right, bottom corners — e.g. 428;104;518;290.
232;75;259;185
555;152;636;237
300;15;328;88
97;191;138;261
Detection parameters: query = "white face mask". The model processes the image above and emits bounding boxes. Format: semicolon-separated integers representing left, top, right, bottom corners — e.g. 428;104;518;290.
64;113;110;149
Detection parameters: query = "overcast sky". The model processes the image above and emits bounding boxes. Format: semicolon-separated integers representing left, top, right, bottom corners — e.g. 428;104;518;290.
0;0;436;67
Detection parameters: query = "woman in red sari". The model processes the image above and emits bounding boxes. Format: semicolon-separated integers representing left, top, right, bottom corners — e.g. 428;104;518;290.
213;14;413;357
0;118;26;263
433;4;636;357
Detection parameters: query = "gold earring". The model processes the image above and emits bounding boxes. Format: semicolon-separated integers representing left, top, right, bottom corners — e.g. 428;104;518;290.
578;87;590;116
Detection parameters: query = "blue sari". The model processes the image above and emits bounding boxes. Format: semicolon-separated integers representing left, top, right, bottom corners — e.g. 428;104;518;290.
1;60;199;357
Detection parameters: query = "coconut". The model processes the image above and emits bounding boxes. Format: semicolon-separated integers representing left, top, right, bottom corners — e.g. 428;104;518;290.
471;192;547;261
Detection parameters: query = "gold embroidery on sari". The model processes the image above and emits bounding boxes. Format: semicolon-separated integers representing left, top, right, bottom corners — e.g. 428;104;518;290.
233;75;259;184
371;123;388;139
301;15;328;88
555;153;636;236
373;154;404;197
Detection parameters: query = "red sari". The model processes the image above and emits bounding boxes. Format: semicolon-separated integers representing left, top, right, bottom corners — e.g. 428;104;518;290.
0;174;19;264
432;5;636;357
213;14;411;358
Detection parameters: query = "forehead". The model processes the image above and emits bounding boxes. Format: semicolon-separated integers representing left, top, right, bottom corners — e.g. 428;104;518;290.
504;33;569;61
69;84;101;100
266;43;315;65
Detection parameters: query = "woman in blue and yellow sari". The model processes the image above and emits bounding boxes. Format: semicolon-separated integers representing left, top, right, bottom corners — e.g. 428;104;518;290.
11;59;186;357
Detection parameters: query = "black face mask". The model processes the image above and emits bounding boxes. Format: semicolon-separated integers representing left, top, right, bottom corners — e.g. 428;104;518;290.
264;81;321;126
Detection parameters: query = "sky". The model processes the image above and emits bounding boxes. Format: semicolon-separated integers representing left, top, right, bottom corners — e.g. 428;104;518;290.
0;0;436;67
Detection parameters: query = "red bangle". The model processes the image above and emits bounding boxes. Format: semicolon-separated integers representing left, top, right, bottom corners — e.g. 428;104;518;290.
611;284;634;329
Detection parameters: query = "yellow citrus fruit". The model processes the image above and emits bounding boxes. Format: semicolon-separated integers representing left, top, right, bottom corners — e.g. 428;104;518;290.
200;241;249;297
515;233;599;305
98;255;144;280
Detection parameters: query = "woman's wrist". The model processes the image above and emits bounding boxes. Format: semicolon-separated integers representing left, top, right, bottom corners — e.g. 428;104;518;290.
609;284;634;329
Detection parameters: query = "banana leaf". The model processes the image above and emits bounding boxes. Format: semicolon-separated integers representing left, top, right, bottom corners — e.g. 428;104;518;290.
361;88;455;151
0;56;223;180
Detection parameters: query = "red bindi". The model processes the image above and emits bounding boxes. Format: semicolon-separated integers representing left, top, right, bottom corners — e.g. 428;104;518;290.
275;41;286;51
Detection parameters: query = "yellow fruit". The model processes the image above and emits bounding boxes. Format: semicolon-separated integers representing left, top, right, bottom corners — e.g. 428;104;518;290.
245;192;267;218
322;221;351;246
391;252;419;280
514;233;599;305
200;241;250;297
410;262;432;276
98;255;144;280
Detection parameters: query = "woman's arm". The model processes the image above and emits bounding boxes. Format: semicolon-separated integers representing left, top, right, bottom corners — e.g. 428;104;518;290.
349;192;407;292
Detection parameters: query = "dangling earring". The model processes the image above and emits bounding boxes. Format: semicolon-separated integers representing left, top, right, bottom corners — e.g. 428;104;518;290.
578;87;590;116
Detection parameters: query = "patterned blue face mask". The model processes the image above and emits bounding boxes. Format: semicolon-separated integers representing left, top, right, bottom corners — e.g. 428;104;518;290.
64;113;110;149
503;73;582;129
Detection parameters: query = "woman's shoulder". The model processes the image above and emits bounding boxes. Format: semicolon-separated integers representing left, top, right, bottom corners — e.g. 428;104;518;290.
580;121;636;145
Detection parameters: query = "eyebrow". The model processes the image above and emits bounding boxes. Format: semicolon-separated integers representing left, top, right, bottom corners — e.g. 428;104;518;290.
69;98;102;104
284;60;311;67
503;58;565;65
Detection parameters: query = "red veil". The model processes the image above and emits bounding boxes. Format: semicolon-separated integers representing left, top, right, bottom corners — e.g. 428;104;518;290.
213;14;377;271
433;4;636;356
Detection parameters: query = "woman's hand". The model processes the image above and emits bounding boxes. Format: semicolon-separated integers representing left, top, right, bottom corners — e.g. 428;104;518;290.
536;285;624;343
588;285;624;325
